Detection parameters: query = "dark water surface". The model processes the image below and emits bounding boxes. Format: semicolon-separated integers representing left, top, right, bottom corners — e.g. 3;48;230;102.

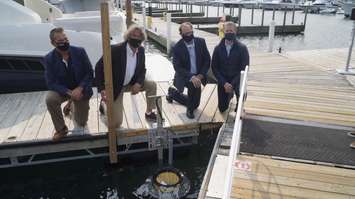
0;130;218;199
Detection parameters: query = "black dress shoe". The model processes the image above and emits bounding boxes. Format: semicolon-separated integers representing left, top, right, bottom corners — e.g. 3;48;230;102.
186;109;195;119
166;95;173;103
145;112;157;122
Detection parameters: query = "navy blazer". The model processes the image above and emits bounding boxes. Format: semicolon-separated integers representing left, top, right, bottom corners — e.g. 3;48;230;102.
43;46;94;98
95;41;146;100
172;37;211;92
211;39;249;86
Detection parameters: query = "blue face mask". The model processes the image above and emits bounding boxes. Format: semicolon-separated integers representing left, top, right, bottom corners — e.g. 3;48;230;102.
224;33;236;41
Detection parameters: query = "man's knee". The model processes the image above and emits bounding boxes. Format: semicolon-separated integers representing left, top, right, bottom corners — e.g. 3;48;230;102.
45;91;62;107
145;80;157;91
219;104;229;113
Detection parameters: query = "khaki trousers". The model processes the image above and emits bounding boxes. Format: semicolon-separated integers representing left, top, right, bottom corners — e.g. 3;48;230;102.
46;91;89;132
112;80;157;128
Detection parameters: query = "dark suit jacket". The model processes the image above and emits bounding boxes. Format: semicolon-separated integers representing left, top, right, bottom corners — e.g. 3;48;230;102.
95;41;146;100
211;39;249;86
44;46;94;97
172;37;211;92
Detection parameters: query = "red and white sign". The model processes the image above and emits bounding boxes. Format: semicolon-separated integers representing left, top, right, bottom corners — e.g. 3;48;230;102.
234;160;252;171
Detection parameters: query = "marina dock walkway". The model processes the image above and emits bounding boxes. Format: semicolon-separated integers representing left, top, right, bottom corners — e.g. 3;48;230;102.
135;7;355;194
201;48;355;199
0;81;235;168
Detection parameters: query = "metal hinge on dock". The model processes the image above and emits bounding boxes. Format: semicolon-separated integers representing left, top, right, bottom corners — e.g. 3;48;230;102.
148;128;169;151
147;96;174;165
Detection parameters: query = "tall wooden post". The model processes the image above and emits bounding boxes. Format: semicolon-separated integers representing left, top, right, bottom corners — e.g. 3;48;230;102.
261;8;265;26
126;0;133;27
100;0;118;164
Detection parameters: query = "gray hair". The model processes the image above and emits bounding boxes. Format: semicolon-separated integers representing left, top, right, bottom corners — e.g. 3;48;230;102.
123;24;146;41
49;27;64;41
224;21;237;32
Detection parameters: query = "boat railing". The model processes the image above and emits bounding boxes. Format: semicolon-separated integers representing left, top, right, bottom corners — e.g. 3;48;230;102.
222;65;249;199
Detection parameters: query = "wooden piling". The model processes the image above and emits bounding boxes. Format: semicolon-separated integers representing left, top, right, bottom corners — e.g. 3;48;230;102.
304;7;308;28
292;5;295;24
238;6;242;28
206;2;209;17
100;0;117;164
217;3;220;17
251;5;254;24
126;0;133;27
283;10;287;33
261;8;265;26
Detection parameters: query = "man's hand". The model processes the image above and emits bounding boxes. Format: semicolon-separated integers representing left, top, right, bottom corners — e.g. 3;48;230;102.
224;82;233;93
100;90;107;102
71;87;83;101
191;75;202;88
131;83;142;95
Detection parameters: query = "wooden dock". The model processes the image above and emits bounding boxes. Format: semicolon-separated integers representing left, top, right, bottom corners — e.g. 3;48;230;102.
138;10;355;196
200;48;355;199
0;81;235;168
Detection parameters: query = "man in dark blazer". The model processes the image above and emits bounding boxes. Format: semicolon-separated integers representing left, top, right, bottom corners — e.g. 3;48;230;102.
166;22;211;119
44;27;93;141
95;25;157;129
212;21;249;112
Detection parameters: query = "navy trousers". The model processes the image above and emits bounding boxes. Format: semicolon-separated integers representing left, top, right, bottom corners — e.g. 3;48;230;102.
169;82;201;111
217;75;240;112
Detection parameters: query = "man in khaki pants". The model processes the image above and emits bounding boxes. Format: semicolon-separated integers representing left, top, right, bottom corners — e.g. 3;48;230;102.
95;25;157;128
44;27;94;141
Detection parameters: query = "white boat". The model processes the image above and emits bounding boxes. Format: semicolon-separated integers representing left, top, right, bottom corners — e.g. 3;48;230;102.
260;0;296;10
301;0;338;14
0;0;173;92
342;0;355;17
0;0;109;92
238;0;261;8
319;7;338;13
221;0;261;9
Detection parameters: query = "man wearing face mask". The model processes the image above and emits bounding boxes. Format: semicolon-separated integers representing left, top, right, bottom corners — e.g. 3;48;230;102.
212;21;250;112
166;22;211;119
44;27;94;141
95;25;158;129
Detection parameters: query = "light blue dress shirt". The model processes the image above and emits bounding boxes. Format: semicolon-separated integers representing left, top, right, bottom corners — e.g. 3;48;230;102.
185;40;197;75
225;42;232;57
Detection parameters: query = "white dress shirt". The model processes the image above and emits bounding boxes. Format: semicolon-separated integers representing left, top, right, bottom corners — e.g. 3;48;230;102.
124;45;137;86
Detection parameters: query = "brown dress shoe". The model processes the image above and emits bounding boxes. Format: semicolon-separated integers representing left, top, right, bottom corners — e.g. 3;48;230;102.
53;126;68;141
350;141;355;149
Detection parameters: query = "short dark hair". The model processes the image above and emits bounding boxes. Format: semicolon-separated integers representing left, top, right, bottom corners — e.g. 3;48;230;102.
179;22;193;34
49;27;64;41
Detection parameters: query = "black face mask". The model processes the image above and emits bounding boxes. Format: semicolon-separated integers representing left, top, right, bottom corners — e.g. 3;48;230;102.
182;34;194;43
56;42;70;51
224;33;236;41
128;38;142;48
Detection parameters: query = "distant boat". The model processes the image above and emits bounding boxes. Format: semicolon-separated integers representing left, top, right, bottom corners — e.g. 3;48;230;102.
301;0;338;14
221;0;260;9
260;0;297;10
319;7;338;13
342;0;355;17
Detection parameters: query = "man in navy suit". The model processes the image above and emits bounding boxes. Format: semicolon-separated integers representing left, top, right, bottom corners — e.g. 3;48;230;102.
44;27;93;141
212;21;249;112
166;22;211;119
